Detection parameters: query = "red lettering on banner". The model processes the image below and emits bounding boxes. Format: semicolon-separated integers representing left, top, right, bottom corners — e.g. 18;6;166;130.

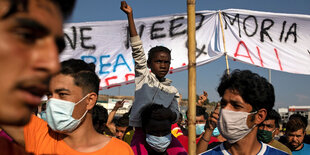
105;76;121;88
169;67;174;74
256;46;264;67
274;48;283;71
234;41;254;64
125;73;135;81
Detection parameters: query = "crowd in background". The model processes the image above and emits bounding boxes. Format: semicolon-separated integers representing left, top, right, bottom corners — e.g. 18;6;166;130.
0;0;309;155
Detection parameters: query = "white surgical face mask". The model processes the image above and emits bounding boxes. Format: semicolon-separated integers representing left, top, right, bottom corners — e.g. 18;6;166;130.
218;109;257;144
146;133;172;152
46;94;89;133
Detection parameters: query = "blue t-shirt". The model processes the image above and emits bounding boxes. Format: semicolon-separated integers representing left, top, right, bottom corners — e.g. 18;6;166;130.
292;143;310;155
200;142;289;155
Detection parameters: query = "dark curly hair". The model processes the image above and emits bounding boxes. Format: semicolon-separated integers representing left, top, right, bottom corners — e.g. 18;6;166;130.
1;0;76;20
60;59;100;95
147;46;171;65
265;109;281;128
217;69;275;112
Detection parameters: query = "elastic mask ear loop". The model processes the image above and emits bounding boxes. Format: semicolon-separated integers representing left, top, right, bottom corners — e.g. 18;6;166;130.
75;94;89;105
75;94;90;120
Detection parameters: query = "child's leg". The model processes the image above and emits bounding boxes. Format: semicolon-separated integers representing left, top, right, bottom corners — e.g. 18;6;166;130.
130;127;148;155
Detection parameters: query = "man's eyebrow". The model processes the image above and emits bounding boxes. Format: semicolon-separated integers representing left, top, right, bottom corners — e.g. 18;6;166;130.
55;88;71;93
15;17;49;34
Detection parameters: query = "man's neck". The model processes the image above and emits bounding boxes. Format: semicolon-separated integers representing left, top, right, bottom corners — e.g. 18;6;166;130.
293;143;304;151
63;114;111;152
224;128;262;155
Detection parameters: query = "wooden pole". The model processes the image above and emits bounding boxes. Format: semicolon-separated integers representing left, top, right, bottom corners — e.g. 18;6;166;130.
187;0;196;154
218;11;230;75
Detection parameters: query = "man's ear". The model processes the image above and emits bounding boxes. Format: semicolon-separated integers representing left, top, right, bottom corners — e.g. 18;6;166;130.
254;108;267;125
86;92;97;110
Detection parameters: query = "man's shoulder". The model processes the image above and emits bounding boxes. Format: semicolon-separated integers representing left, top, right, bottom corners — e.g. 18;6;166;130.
264;143;290;155
200;143;224;155
299;143;310;151
269;140;292;154
104;137;133;153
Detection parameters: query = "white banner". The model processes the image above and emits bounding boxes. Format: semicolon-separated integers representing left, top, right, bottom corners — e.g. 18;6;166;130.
62;9;310;89
62;11;223;89
219;9;310;75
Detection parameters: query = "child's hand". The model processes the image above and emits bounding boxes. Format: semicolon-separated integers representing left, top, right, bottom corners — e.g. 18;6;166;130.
197;91;208;106
120;1;132;15
113;99;125;110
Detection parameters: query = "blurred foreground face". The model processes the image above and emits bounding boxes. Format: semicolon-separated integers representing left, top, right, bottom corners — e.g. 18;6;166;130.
0;0;63;125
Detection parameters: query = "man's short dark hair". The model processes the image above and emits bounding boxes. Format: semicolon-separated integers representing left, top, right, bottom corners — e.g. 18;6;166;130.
60;59;100;95
217;69;275;112
185;106;208;120
1;0;76;20
196;106;208;120
289;114;308;127
147;46;171;65
286;116;306;133
265;109;281;128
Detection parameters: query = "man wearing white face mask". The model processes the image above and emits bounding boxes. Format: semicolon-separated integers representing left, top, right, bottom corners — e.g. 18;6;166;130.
200;70;288;155
2;59;134;154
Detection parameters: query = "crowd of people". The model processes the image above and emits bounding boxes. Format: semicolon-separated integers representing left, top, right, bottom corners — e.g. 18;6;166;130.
0;0;308;154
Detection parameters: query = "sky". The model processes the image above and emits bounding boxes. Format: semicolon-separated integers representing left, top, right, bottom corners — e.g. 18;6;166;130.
68;0;310;109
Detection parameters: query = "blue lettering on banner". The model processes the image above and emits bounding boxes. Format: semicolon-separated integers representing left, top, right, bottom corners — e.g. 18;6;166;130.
113;54;132;72
99;55;111;74
80;54;133;75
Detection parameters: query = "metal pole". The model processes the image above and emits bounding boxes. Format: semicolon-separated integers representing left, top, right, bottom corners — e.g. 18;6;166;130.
187;0;197;154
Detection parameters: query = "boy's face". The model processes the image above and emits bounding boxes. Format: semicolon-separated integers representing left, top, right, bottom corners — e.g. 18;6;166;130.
148;51;171;79
0;0;63;125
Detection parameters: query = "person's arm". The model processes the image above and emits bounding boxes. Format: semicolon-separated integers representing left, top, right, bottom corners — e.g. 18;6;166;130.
197;103;220;154
121;1;147;80
106;100;125;135
121;1;137;37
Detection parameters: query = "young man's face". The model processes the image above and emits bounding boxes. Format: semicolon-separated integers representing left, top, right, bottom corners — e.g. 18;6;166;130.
148;51;171;80
196;115;206;125
220;89;256;128
115;126;128;139
258;119;277;138
0;0;63;125
48;74;88;121
286;128;305;150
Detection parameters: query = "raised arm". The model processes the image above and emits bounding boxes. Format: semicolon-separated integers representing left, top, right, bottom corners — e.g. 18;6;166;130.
197;103;220;154
121;1;137;37
121;1;148;78
106;99;125;135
